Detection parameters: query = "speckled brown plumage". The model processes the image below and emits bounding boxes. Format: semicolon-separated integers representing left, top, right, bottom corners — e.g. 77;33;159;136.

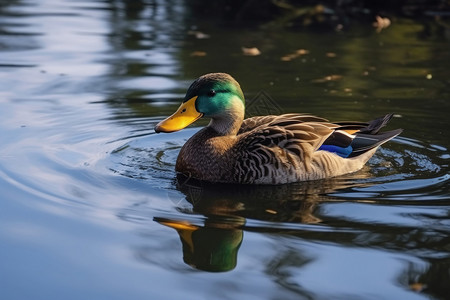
175;113;401;184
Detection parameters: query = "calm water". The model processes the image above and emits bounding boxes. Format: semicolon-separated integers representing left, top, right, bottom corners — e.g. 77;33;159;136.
1;0;449;299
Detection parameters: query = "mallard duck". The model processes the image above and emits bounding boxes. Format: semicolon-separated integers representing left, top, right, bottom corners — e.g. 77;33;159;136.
155;73;402;184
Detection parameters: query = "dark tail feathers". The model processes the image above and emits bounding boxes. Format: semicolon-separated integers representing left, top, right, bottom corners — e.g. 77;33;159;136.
359;113;394;134
334;113;395;134
349;128;403;158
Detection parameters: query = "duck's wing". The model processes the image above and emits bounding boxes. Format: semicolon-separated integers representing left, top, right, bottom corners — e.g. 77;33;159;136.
238;114;329;134
232;117;335;183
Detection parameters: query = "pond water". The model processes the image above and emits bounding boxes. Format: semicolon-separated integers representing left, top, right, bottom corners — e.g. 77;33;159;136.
1;0;449;299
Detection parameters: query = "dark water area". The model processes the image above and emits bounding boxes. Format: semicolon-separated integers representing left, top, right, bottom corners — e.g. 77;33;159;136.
0;1;449;299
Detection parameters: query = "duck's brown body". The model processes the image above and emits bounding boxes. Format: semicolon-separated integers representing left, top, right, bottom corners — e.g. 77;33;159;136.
175;114;393;184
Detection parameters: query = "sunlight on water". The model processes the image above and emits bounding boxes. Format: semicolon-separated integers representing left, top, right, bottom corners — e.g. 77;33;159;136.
0;0;449;299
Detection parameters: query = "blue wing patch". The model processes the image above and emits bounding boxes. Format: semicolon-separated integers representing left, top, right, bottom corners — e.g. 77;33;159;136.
318;144;353;158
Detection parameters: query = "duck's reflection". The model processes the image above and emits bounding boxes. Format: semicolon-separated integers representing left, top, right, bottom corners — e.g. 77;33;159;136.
174;173;371;222
155;216;244;272
154;174;365;272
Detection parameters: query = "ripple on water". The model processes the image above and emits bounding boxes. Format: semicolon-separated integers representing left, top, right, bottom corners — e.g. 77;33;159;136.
108;128;199;186
333;137;449;202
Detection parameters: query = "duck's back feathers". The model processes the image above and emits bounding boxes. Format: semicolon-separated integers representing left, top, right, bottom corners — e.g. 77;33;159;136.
232;119;334;183
229;113;402;184
238;114;329;135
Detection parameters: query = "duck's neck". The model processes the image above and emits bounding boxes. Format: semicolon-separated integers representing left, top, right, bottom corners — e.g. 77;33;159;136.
207;99;245;136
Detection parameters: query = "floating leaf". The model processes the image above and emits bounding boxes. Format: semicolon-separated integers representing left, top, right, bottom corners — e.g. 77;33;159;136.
281;54;295;61
311;74;343;83
281;49;309;61
373;15;391;33
296;49;309;55
187;30;210;39
190;51;207;57
409;282;426;292
242;47;261;56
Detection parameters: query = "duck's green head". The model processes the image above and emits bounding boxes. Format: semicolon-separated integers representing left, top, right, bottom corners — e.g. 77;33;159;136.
155;73;245;133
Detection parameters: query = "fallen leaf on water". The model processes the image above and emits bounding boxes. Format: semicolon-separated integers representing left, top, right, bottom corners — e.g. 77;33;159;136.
373;15;391;33
311;74;343;83
190;51;207;57
326;52;337;58
281;54;296;61
242;47;261;56
187;30;210;39
296;49;309;55
409;282;427;292
281;49;309;61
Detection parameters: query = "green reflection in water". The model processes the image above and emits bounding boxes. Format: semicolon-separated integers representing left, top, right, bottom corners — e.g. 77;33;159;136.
156;217;243;272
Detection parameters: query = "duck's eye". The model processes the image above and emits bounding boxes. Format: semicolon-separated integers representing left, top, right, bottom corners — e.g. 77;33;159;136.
207;89;216;97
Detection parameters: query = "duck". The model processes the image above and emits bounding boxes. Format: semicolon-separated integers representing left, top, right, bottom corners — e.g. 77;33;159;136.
155;73;402;184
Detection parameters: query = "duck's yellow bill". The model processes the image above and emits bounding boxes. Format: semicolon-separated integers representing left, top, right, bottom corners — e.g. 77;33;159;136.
158;220;199;231
155;96;203;133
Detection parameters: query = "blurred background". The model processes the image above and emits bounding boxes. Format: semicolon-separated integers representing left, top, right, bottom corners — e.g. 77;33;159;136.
0;1;449;299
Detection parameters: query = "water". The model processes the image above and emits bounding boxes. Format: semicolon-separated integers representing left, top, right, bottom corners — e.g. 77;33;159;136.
1;0;449;299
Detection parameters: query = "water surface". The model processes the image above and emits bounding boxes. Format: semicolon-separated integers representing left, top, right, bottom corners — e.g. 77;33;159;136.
0;1;449;299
